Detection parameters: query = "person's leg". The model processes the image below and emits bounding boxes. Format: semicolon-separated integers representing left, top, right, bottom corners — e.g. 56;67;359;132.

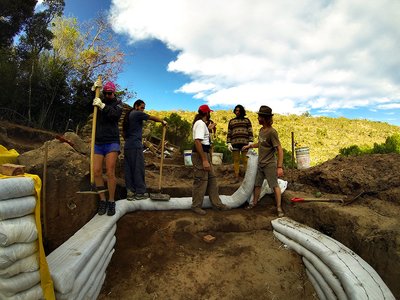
124;149;135;200
104;151;118;201
105;151;118;216
241;150;248;174
93;153;107;215
245;167;264;209
263;164;284;216
274;186;284;216
206;154;229;210
232;150;240;178
134;149;148;199
93;154;106;201
191;152;207;214
253;186;261;206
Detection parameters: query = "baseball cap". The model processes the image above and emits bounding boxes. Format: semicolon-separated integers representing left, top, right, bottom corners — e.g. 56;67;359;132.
198;104;213;113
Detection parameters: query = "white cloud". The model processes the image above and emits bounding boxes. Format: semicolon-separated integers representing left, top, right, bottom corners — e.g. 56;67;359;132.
110;0;400;115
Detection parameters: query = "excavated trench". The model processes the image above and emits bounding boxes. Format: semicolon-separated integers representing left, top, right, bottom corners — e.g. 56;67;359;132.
96;186;399;299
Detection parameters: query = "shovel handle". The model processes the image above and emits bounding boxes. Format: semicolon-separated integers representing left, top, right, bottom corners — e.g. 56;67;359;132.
291;197;343;203
90;75;102;186
158;125;166;191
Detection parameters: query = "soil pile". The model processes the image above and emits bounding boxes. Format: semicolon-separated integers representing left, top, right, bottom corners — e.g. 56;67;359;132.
1;121;399;299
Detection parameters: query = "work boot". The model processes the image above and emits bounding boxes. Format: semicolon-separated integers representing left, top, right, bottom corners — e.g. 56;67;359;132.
192;207;207;215
127;190;135;201
134;193;149;200
107;201;116;216
97;200;107;215
217;204;231;211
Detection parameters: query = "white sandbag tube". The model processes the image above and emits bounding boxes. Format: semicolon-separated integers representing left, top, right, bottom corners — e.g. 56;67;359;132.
272;230;347;300
0;196;36;220
0;214;38;246
303;257;337;300
117;151;288;215
272;217;395;300
46;151;289;298
47;224;117;294
0;242;38;269
0;178;35;201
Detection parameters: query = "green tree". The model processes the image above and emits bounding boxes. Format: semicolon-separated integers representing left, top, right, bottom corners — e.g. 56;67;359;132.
0;0;36;47
17;0;65;124
164;113;192;149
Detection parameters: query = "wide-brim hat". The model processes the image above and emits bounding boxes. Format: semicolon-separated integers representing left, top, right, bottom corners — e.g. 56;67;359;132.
257;105;273;116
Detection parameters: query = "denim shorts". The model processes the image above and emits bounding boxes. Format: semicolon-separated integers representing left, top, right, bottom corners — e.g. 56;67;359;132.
94;143;120;156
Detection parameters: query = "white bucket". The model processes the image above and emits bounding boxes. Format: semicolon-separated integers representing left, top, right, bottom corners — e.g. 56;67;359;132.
295;147;310;169
212;152;223;165
183;150;192;166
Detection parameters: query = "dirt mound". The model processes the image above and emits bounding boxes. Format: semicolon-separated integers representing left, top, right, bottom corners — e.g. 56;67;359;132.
1;121;399;298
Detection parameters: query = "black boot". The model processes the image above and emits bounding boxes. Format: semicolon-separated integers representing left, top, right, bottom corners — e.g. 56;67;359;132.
107;201;116;216
97;200;107;215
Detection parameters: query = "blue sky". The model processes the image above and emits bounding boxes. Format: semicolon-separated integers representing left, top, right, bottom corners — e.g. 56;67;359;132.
60;0;400;125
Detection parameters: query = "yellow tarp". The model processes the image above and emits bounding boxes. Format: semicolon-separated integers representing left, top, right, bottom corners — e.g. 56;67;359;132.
0;174;55;300
0;145;19;164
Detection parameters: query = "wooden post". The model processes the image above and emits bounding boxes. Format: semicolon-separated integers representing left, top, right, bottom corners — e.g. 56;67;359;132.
291;132;295;183
42;141;48;240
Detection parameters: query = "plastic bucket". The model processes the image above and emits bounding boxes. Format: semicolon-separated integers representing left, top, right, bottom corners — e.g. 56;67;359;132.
212;152;223;165
183;150;192;166
295;147;310;169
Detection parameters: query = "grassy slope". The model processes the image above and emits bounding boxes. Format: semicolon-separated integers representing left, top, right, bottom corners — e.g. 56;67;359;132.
149;109;400;166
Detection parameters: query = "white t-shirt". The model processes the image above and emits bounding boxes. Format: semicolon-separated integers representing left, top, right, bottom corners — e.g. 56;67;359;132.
193;119;210;145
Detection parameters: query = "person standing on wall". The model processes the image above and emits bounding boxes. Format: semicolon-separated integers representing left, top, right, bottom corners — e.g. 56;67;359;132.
226;104;254;184
191;104;230;215
122;99;167;200
242;105;284;217
92;80;123;216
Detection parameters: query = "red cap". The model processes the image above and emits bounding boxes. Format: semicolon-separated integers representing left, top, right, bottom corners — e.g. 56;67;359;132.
198;104;213;113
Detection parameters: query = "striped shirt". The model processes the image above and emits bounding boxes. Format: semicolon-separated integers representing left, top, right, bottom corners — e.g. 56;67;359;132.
227;117;254;146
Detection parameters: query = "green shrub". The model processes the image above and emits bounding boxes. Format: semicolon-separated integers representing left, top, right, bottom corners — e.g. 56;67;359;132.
213;139;232;163
340;134;400;156
339;145;365;156
372;134;400;154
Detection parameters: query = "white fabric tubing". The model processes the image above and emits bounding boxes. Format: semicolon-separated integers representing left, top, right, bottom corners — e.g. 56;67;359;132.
272;217;395;300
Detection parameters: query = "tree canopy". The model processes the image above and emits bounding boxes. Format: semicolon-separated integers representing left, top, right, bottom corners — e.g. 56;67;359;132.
0;2;131;133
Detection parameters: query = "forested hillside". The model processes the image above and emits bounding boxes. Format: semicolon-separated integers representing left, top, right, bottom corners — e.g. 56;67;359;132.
148;109;400;166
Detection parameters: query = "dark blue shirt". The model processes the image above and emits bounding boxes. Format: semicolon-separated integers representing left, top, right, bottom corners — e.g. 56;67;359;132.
124;110;150;149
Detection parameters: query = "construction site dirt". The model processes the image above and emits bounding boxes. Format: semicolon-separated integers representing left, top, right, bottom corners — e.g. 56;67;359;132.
1;120;399;299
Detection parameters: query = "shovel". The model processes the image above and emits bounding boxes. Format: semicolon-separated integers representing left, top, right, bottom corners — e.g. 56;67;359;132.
77;75;107;194
291;197;344;204
150;125;170;201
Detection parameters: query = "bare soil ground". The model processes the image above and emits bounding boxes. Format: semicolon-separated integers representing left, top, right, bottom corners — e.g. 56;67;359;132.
1;121;399;299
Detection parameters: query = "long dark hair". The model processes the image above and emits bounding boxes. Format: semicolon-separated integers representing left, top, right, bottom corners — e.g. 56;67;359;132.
122;99;145;139
234;104;246;118
192;110;208;127
259;115;273;127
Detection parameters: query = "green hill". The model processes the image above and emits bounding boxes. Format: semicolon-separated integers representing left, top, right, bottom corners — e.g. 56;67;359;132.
148;109;400;166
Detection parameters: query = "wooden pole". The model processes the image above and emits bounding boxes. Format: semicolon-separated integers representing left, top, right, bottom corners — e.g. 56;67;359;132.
291;132;295;183
42;141;48;240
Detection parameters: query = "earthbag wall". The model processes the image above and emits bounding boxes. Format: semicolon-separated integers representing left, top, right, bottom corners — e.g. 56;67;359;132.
46;151;288;299
0;176;55;300
271;217;395;300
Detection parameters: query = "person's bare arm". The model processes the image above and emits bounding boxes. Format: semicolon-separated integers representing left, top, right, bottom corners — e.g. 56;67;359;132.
149;115;167;126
